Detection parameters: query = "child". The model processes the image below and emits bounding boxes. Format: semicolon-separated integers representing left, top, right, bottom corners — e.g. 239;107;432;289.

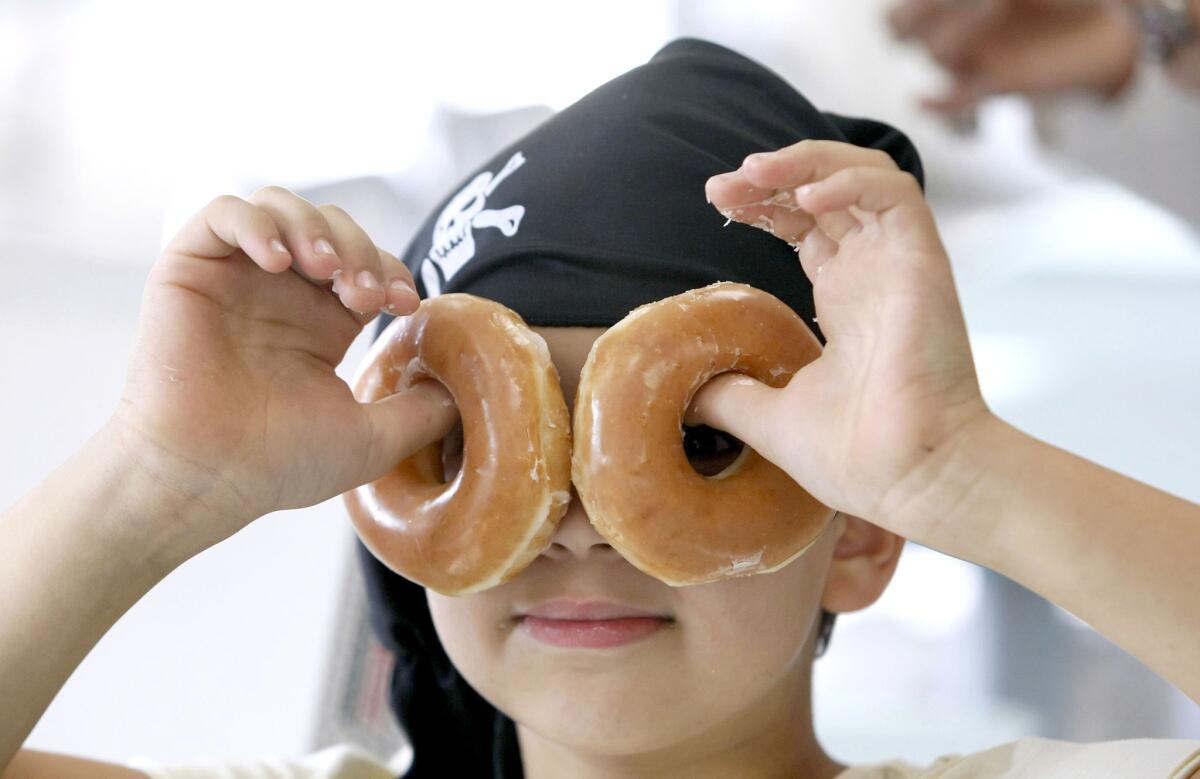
3;39;1198;779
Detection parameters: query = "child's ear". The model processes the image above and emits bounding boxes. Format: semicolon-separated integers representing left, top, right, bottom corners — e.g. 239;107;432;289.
820;512;904;614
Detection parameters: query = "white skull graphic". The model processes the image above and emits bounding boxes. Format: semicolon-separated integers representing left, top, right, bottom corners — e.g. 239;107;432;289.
420;151;527;296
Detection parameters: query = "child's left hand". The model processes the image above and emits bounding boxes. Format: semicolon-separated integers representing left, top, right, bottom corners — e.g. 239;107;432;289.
694;141;994;550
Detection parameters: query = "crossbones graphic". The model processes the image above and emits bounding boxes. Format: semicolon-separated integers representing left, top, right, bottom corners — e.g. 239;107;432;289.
419;151;527;296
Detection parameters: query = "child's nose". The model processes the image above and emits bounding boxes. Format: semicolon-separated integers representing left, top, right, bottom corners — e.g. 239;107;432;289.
541;490;614;561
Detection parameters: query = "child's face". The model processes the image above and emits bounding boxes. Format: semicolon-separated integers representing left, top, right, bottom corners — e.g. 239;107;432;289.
426;326;846;755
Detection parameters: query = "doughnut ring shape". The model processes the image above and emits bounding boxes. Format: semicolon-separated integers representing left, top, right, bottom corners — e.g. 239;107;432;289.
572;282;833;586
343;294;572;596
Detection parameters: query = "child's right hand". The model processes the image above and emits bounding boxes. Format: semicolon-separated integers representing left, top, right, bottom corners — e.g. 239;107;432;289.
109;187;457;556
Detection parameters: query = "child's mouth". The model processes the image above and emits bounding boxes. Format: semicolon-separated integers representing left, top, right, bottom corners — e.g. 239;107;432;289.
519;616;671;649
515;599;674;649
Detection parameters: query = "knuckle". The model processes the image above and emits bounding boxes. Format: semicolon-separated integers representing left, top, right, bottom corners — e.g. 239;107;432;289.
208;193;244;210
798;141;832;177
742;150;766;169
248;190;332;239
249;184;293;202
840;168;870;191
317;203;350;220
866;148;897;169
794;138;825;163
779;138;818;165
895;171;921;193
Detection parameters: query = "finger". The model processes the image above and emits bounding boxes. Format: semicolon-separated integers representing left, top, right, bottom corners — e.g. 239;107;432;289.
748;207;816;245
686;373;783;466
794;167;927;224
359;381;460;481
797;228;841;283
376;247;420;315
162;195;294;273
705;149;853;213
705;170;781;214
704;141;899;229
706;140;897;245
247;186;344;284
810;209;862;245
318;204;388;320
708;188;816;242
736;140;899;197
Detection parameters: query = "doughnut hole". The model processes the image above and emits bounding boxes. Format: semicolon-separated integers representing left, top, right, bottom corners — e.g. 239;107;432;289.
403;377;461;484
681;423;747;478
439;420;465;483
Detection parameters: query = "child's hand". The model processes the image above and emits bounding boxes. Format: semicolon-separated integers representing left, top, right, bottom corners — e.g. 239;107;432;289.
696;142;992;547
110;187;457;552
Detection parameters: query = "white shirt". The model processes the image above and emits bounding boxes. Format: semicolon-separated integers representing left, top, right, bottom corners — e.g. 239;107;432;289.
126;737;1200;778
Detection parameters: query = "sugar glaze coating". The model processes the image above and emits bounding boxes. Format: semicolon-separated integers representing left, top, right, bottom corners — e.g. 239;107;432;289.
572;282;833;586
344;295;572;596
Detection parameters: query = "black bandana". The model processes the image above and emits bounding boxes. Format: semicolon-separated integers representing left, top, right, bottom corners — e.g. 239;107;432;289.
357;37;923;777
395;36;921;336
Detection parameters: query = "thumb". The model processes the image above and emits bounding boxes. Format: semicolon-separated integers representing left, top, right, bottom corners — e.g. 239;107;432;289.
359;381;459;480
687;373;782;465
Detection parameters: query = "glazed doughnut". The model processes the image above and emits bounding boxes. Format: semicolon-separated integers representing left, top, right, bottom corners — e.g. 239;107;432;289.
343;294;572;596
572;282;834;586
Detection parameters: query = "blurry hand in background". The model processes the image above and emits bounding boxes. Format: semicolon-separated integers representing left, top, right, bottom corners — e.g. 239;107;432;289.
888;0;1149;112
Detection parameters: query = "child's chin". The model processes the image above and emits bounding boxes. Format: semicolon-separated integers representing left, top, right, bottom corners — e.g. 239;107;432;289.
508;668;705;754
520;707;696;757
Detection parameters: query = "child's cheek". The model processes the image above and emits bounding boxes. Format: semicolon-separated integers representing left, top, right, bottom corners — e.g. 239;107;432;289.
678;539;834;670
426;589;514;682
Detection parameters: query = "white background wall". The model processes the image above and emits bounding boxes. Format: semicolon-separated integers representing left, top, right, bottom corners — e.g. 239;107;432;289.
2;0;1198;770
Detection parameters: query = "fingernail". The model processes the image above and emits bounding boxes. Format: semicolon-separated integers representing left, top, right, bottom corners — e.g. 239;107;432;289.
389;278;417;297
356;270;381;291
708;170;739;183
388;280;420;312
314;238;342;275
270;238;290;255
795;184;816;199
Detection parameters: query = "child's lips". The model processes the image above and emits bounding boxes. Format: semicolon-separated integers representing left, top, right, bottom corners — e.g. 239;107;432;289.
518;598;671;620
516;598;674;649
519;616;668;649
